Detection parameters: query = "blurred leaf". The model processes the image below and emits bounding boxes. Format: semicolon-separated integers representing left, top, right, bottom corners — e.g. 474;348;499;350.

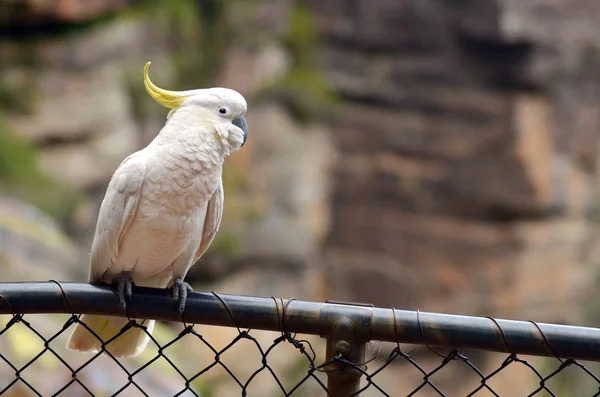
0;77;37;115
0;127;38;183
208;231;241;258
283;2;319;68
257;2;340;123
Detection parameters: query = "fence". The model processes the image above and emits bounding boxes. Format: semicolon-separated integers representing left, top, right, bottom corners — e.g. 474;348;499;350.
0;282;599;396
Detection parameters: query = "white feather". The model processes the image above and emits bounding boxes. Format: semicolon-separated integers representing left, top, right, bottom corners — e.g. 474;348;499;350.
67;87;247;358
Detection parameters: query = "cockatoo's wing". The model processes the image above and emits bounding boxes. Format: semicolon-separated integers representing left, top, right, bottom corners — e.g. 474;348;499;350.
89;153;147;282
193;178;224;264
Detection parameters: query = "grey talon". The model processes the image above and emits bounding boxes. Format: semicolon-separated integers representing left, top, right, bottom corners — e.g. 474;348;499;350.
170;278;193;315
112;271;134;310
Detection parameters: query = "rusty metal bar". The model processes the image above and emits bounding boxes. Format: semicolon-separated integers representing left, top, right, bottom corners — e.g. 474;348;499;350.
0;282;600;362
325;332;365;397
321;303;371;396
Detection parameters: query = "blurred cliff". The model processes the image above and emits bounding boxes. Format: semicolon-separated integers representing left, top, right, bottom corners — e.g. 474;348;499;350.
1;0;600;395
315;0;600;323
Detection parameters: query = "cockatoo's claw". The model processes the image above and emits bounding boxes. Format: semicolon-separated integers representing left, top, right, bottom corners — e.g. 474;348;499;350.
170;278;193;315
112;271;134;311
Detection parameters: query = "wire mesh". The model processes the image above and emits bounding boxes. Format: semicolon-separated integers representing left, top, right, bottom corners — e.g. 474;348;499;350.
0;282;599;396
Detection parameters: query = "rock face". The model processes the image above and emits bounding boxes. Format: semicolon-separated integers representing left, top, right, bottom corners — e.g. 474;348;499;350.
308;0;600;324
0;8;187;252
0;197;81;281
305;1;600;395
183;0;335;288
0;0;335;288
4;0;598;320
0;16;166;191
1;0;600;395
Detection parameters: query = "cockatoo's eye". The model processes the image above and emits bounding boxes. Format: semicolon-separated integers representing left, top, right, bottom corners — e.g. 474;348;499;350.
218;107;228;115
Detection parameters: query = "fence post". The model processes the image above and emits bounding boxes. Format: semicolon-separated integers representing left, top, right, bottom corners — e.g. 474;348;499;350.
321;302;372;397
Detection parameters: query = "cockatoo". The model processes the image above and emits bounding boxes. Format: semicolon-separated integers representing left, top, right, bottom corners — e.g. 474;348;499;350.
66;62;248;358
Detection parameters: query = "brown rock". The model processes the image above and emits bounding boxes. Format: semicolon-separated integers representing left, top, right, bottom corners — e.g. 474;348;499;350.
38;126;137;190
0;196;82;281
217;44;289;99
310;3;600;394
209;103;334;264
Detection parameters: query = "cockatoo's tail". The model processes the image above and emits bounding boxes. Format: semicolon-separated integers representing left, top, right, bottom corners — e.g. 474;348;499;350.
66;62;249;358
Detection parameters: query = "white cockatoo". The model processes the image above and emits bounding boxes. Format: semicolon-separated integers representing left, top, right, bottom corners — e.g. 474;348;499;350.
66;62;248;358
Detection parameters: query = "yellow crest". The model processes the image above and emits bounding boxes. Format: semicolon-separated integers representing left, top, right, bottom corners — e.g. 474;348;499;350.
143;62;189;109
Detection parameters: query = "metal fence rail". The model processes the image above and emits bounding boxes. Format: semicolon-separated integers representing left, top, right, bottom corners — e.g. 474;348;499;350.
0;281;599;396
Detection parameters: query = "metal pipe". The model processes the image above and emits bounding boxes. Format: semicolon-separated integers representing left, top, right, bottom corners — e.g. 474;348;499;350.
0;282;599;362
322;308;371;396
325;335;364;397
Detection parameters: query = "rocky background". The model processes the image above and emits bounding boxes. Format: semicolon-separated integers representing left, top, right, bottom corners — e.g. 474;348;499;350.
1;0;600;396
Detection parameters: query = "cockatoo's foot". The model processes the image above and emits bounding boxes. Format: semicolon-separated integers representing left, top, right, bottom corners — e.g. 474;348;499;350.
112;271;134;311
169;277;193;315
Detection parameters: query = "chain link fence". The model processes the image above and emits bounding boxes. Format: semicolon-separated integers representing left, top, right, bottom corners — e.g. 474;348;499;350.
0;281;599;396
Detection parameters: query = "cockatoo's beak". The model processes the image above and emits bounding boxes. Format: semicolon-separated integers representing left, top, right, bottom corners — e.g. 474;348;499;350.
143;62;190;109
233;116;248;146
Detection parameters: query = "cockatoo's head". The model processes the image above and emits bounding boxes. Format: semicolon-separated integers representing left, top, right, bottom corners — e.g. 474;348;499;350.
143;62;248;151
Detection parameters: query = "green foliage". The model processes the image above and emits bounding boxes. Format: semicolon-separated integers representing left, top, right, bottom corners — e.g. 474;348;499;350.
224;0;265;50
275;67;338;123
0;120;80;220
221;162;248;192
0;127;38;184
198;3;229;54
260;2;339;123
208;231;241;257
126;0;199;34
123;0;232;123
220;161;267;224
243;203;265;223
283;2;319;68
192;381;213;397
161;0;201;39
0;77;38;114
0;3;17;26
180;0;231;88
133;0;230;88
